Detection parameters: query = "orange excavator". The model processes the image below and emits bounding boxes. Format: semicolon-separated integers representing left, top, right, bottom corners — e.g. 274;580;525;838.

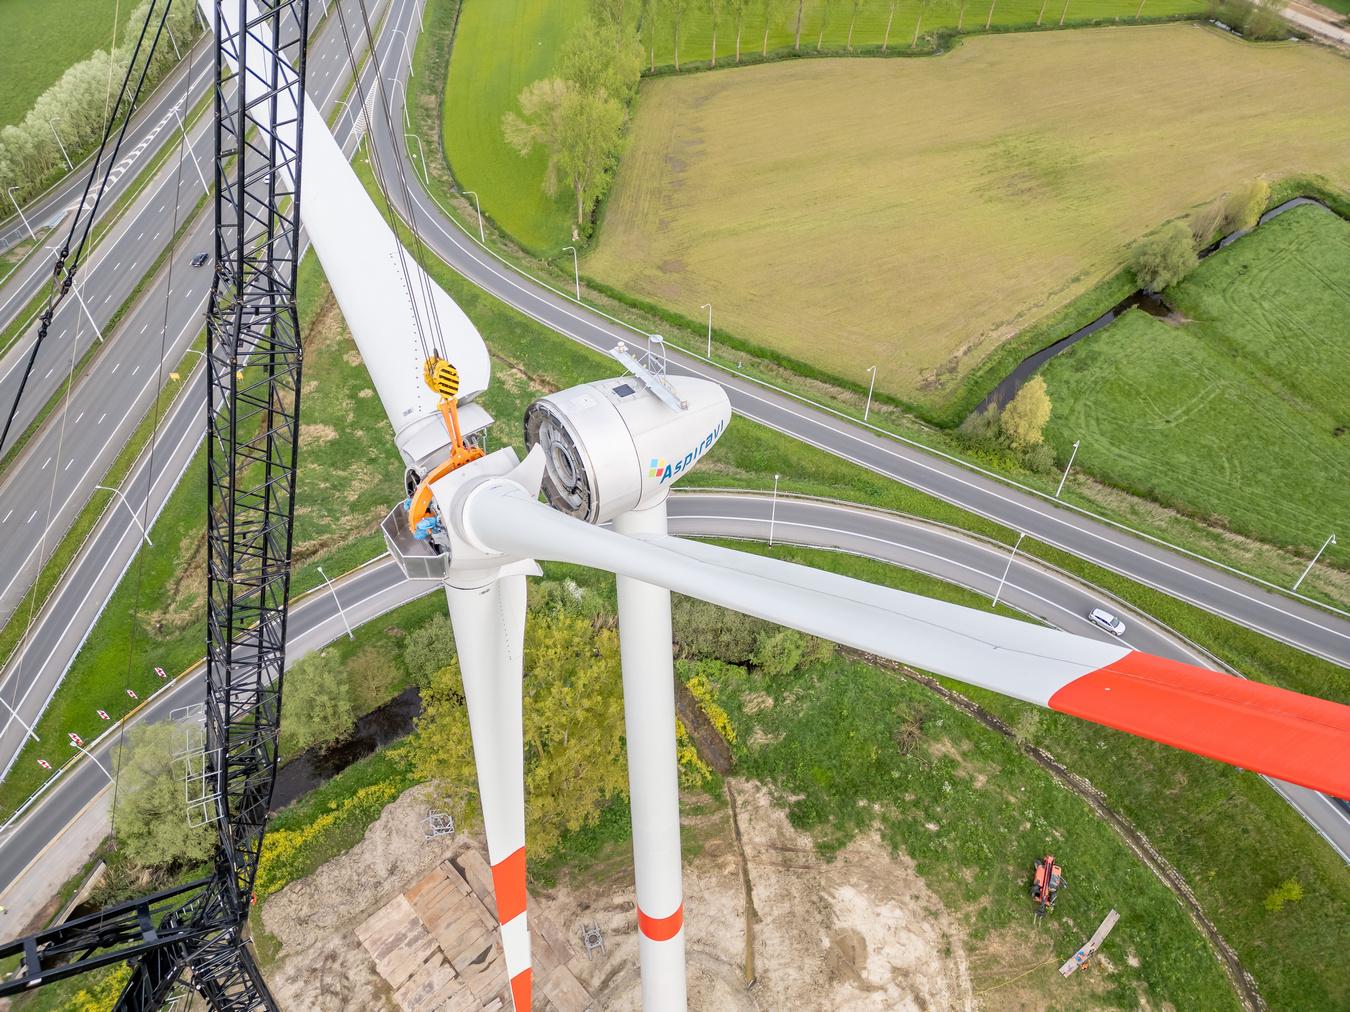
1031;854;1064;917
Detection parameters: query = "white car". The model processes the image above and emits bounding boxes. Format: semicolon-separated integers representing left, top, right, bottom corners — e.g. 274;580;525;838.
1088;607;1126;637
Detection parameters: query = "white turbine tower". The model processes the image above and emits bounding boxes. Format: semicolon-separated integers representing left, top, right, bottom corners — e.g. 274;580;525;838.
213;5;1350;1009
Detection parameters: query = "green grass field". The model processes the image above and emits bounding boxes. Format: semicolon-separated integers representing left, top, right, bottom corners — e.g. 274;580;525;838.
643;0;1203;68
0;0;122;129
587;25;1350;415
441;0;588;251
1040;204;1350;563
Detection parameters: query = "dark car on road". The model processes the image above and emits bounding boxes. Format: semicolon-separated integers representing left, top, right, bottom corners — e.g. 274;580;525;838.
191;252;210;268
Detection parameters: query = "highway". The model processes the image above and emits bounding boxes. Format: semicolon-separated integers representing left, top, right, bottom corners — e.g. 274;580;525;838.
12;489;1343;934
0;0;393;628
365;92;1350;673
0;0;1345;934
0;0;403;775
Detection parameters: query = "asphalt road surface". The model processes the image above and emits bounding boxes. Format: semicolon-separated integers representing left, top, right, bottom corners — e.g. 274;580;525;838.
0;0;406;776
7;489;1341;935
0;0;1345;933
0;0;397;633
366;71;1350;674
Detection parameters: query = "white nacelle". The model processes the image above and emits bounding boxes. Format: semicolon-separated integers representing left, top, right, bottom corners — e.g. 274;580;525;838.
524;374;730;525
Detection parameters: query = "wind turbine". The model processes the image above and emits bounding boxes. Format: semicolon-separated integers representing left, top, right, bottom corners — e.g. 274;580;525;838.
215;5;1350;1008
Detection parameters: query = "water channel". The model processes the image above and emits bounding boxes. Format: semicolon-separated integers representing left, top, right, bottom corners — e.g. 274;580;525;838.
972;196;1335;418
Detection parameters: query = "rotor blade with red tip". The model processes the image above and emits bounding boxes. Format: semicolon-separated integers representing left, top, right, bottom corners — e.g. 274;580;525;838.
444;577;532;1012
465;486;1350;798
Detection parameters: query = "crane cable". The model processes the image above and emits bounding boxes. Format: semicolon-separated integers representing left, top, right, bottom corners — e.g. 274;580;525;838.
109;55;196;842
352;0;449;360
332;0;436;365
0;0;176;455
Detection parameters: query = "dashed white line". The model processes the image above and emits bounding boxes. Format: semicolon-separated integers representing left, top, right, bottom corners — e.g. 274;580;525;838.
131;365;140;376
25;511;36;524
40;457;51;470
64;459;74;471
111;363;119;374
43;368;52;379
73;412;83;424
97;413;106;425
1;510;11;524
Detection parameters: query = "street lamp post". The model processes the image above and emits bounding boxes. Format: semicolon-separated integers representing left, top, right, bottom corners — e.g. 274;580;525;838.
166;24;182;60
7;187;35;241
992;532;1026;609
47;118;73;171
462;189;484;243
864;365;877;422
1292;533;1337;592
769;474;781;546
317;565;354;639
70;739;113;783
1055;439;1081;498
94;484;153;546
388;78;410;130
406;133;429;186
391;29;413;77
562;246;580;300
701;303;713;358
72;285;106;343
174;109;210;196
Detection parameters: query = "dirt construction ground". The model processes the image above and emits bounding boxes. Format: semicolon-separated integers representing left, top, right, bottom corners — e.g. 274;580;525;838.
586;24;1350;412
259;781;975;1010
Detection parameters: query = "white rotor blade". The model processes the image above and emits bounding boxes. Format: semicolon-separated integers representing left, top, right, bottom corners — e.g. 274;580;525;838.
463;483;1350;798
444;577;533;1012
207;0;491;467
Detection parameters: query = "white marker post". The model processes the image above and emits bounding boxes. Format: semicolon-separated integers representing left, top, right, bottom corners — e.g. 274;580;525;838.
701;303;712;358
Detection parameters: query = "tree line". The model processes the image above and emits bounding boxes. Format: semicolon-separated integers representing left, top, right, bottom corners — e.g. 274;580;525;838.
503;1;644;233
0;1;202;212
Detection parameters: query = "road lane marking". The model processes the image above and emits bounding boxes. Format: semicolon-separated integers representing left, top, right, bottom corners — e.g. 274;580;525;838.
110;363;118;374
1;511;10;524
97;413;106;425
40;458;50;470
73;412;82;424
26;511;36;523
403;180;1350;662
64;459;73;471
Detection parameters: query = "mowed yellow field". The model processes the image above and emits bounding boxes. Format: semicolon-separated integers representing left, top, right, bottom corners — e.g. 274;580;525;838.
585;25;1350;411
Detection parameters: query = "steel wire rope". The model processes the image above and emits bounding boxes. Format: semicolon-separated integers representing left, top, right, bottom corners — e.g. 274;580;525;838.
352;0;449;360
332;0;437;363
108;58;197;846
0;0;177;455
0;0;180;754
0;260;85;747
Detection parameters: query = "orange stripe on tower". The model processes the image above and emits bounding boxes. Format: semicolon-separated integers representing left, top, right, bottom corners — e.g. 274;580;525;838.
491;847;528;924
637;902;684;941
1048;650;1350;798
509;968;532;1012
